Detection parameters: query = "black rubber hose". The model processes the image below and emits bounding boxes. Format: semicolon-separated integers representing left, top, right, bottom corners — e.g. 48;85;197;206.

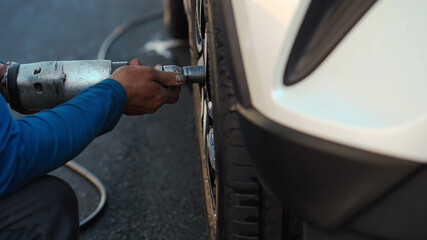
97;10;164;60
65;160;107;230
68;9;164;230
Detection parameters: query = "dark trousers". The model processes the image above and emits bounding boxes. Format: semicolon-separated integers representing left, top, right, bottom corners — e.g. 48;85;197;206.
0;175;79;240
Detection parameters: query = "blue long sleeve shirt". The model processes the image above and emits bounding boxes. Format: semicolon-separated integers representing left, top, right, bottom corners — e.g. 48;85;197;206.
0;79;127;198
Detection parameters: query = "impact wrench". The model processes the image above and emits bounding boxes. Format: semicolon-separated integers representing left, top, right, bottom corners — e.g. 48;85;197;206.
1;60;206;112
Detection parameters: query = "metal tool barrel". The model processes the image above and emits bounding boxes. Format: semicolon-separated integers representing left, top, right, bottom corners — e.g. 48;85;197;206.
2;60;127;112
155;65;206;84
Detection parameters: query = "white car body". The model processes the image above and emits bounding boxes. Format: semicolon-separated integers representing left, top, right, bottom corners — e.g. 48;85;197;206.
232;0;427;163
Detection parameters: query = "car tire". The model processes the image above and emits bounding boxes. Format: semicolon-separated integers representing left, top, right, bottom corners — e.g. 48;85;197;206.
163;0;188;39
190;0;302;239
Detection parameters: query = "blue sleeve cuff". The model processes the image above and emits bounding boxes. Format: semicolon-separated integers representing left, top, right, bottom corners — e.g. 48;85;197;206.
76;78;128;134
94;78;128;110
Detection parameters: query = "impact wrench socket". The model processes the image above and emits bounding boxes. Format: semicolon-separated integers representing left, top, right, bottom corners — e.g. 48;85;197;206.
155;65;206;84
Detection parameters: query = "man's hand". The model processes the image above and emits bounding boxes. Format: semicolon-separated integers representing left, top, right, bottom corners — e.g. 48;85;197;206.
0;62;8;97
109;58;185;115
0;63;6;79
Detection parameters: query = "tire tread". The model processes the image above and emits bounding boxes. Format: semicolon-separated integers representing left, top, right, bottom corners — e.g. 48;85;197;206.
193;0;288;239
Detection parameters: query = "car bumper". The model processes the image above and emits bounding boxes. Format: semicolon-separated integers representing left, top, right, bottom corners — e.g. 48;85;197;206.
237;104;427;239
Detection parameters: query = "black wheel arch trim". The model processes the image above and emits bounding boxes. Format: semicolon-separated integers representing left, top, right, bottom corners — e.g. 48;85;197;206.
236;103;423;229
216;0;251;108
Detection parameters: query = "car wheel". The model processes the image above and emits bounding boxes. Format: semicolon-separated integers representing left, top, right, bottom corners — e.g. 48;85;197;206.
189;0;301;239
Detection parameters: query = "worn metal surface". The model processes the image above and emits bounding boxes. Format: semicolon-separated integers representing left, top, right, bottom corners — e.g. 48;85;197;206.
156;65;206;83
6;60;129;111
13;60;113;111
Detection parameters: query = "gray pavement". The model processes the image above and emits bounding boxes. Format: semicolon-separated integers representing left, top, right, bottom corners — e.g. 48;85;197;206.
0;0;207;239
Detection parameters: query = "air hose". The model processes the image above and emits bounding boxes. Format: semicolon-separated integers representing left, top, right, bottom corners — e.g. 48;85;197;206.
65;160;107;230
66;9;164;230
97;10;164;60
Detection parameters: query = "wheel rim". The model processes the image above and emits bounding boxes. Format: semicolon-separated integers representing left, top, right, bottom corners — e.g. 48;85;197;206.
195;0;205;56
196;0;217;216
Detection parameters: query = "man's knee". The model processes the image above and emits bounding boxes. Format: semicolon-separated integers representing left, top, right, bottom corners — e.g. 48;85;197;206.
0;175;80;240
39;175;79;222
35;175;80;239
39;176;78;208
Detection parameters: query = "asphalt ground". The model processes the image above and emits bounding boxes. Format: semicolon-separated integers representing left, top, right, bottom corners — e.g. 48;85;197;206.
0;1;208;239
